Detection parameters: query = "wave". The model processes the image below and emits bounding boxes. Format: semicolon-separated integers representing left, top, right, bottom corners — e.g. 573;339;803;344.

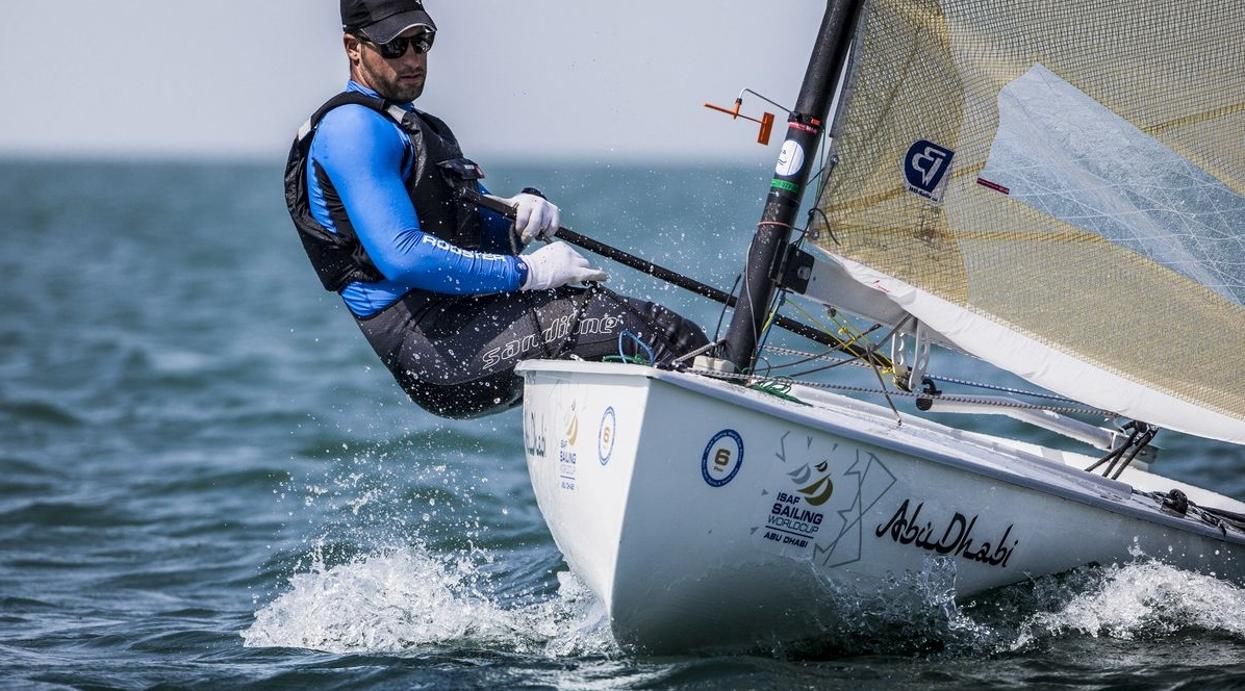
791;556;1245;658
1002;560;1245;651
241;544;615;658
244;545;1245;660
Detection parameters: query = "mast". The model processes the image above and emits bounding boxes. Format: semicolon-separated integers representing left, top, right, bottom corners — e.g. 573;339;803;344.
719;0;863;372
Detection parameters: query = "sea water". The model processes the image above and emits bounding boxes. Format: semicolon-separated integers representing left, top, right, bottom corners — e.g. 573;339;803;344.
3;160;1244;688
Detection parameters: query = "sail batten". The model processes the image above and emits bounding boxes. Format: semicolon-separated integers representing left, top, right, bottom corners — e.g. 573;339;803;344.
816;0;1245;443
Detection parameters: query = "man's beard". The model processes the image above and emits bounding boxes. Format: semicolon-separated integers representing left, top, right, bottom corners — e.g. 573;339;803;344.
378;73;425;103
360;57;426;103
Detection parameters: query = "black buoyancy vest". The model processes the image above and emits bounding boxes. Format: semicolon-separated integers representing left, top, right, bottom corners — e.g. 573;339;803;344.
284;92;487;293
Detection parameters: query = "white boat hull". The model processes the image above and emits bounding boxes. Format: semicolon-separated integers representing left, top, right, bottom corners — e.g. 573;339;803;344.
519;360;1245;652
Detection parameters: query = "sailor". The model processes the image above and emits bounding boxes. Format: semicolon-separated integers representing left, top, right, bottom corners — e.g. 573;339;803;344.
285;0;709;418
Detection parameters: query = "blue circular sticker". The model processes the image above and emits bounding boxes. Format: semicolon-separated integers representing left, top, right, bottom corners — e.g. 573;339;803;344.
598;407;617;465
701;429;744;487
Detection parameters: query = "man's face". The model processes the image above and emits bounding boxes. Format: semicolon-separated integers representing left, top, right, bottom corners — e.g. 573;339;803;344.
346;27;430;102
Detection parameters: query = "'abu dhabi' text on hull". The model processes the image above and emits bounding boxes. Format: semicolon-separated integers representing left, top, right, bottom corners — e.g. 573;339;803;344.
875;499;1019;568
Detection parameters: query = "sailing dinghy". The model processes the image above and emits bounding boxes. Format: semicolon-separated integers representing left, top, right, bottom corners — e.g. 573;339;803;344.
518;0;1245;652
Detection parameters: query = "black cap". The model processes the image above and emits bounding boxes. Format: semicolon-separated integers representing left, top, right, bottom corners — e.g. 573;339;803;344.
341;0;436;44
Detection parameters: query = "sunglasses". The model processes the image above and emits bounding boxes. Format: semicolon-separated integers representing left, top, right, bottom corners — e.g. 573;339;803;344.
358;30;436;59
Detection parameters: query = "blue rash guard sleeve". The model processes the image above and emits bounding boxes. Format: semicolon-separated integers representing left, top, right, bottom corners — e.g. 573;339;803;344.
312;105;526;299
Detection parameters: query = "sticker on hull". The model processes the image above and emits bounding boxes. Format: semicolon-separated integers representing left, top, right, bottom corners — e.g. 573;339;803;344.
524;409;547;459
702;430;744;487
558;398;580;491
598;407;616;466
751;432;897;566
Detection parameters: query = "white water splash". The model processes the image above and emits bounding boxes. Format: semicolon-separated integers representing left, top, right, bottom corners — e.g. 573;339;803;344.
774;556;1245;658
244;543;1245;658
1004;560;1245;651
241;546;616;658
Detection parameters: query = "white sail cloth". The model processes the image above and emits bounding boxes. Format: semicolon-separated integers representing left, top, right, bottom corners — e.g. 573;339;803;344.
822;252;1245;445
814;0;1245;445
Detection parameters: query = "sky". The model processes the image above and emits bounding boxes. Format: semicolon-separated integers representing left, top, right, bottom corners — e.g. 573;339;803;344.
0;1;827;163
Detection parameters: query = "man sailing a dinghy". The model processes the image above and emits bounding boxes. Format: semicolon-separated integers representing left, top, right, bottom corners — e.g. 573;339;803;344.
285;0;709;418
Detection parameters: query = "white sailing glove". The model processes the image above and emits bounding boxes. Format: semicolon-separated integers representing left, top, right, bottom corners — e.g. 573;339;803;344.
520;242;608;291
502;192;561;244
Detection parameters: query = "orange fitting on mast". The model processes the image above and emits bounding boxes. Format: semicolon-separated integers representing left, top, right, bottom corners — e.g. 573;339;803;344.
704;98;776;146
757;112;775;145
703;98;744;119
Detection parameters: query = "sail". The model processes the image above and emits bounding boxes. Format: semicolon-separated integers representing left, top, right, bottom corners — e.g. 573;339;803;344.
814;0;1245;444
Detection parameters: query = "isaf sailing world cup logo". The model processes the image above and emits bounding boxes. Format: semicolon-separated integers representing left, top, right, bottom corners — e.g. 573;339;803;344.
752;433;897;566
788;459;834;506
558;399;580;491
904;139;955;203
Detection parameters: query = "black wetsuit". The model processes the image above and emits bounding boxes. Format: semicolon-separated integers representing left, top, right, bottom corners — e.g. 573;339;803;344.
285;84;708;418
356;286;707;418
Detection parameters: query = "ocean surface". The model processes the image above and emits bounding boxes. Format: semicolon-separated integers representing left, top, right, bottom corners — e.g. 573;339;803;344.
3;160;1245;689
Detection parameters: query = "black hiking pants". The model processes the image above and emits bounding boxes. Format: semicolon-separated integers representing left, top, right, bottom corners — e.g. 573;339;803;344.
355;286;709;418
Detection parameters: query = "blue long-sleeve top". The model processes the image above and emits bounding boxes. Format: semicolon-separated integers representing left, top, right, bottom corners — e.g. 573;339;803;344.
308;81;526;317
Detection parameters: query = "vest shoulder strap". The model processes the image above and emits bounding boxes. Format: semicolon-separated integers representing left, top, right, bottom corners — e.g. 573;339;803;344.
296;92;398;144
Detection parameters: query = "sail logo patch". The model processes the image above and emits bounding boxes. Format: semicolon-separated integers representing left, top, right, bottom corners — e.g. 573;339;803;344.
702;430;744;488
903;140;955;202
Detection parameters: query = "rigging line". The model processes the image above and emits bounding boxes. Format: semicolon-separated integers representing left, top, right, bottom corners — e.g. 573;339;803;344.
805;315;910;423
797;128;836;243
688;369;1111;415
762;332;885;373
796;296;876;351
672;339;725;367
1111;426;1158;481
782;299;837;334
827;311;883;357
758;291;787;351
924;375;1078;403
1085;426;1140;475
751;291;788;375
756;355;775;379
806;206;838;244
762;333;886;376
713;274;742;343
862;335;903;426
813;128;833;206
771;316;905;386
742;254;763;367
793;316;909;378
775;351;874;379
802;165;830;207
780;299;892;369
1138;490;1241;536
762;335;874;361
764;346;1085;408
757;221;797;231
752;220;801;366
742;212;801;360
